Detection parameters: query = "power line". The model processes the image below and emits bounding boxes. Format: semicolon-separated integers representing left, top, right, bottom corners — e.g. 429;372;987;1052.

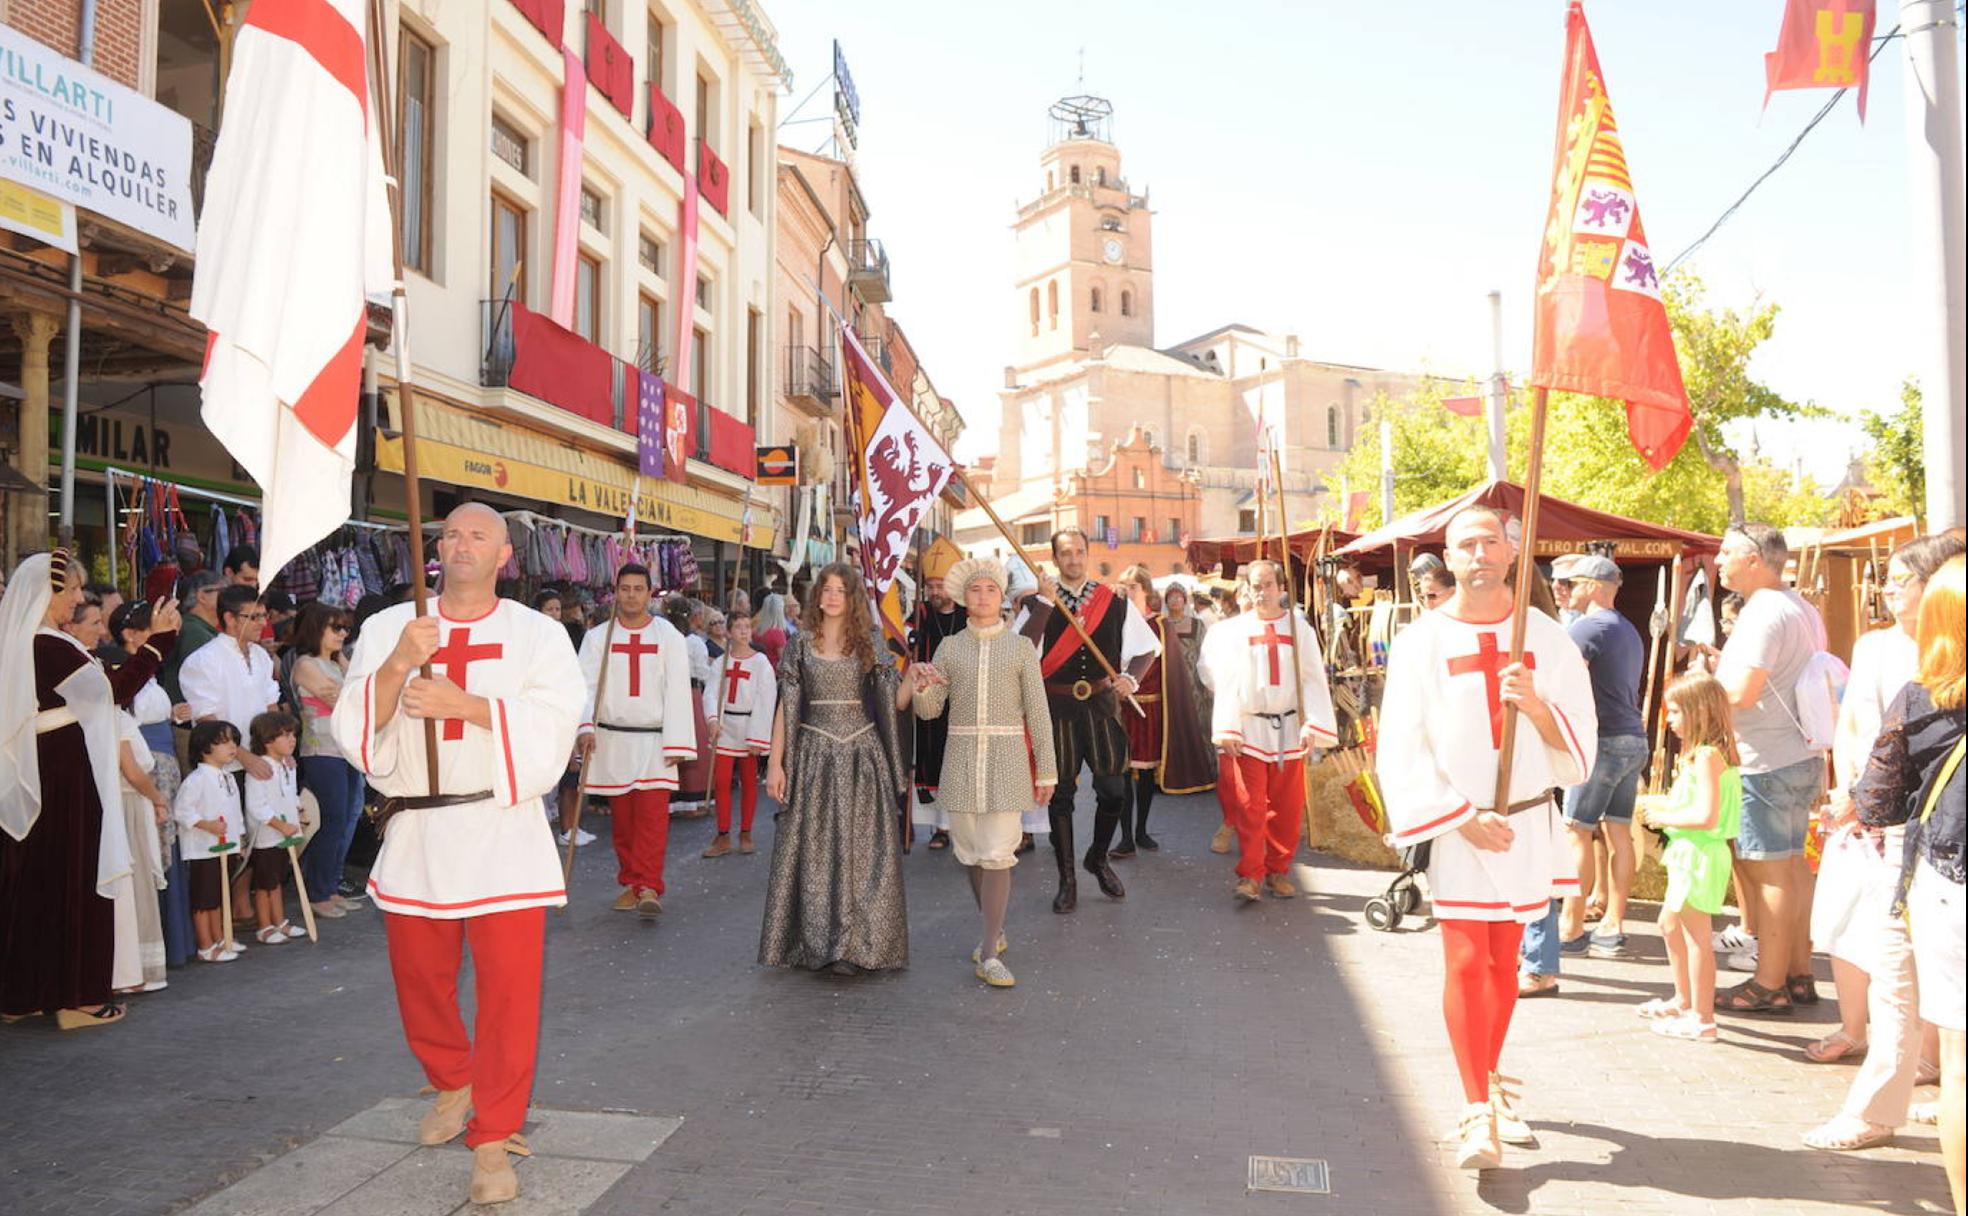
1664;26;1902;275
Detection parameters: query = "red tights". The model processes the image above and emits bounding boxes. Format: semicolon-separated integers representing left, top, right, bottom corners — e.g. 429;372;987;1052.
611;787;671;895
712;753;758;834
1440;918;1525;1103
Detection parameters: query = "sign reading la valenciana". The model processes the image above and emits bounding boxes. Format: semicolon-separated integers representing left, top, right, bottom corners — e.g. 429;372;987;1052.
0;32;195;250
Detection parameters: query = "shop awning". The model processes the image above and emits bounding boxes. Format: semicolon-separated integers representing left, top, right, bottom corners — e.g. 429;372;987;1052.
1332;480;1718;561
376;393;776;549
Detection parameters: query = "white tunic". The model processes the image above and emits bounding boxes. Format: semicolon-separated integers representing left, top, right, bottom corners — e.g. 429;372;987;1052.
333;600;582;919
703;650;777;756
179;636;280;767
1380;607;1598;923
245;760;302;849
577;616;697;793
1200;610;1338;761
174;763;243;859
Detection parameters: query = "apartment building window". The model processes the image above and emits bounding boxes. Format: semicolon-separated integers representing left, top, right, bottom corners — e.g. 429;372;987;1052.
637;293;662;374
1131;516;1147;542
695;71;718;146
645;10;667;97
746;307;762;426
692;326;710;402
490;113;528;175
1020;523;1048;547
696;274;711;310
400;27;436;274
576;253;602;343
1093;514;1111;541
490;193;527;301
580;185;604;232
746;119;764;217
638;231;663;274
1168;516;1182;542
786;307;803;353
583;0;609;22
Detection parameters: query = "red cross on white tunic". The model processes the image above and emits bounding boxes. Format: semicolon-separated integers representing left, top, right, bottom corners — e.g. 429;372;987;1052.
610;631;661;697
724;661;752;705
431;627;503;741
1249;619;1292;685
1446;631;1536;750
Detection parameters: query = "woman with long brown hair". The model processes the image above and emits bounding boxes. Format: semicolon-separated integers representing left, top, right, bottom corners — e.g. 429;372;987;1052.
289;601;365;921
761;563;920;973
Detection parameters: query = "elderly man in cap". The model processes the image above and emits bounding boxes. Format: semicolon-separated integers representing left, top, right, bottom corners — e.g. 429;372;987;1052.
1522;553;1648;993
912;557;1056;988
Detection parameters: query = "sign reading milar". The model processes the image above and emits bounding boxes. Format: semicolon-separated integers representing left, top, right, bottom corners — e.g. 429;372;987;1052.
0;32;195;251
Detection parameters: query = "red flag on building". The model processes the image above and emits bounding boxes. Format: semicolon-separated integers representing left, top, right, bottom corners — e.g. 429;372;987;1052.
190;0;392;582
1766;0;1877;120
1530;2;1691;472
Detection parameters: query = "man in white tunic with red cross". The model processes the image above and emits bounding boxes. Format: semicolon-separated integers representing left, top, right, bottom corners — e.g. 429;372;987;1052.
1201;559;1337;902
1378;505;1597;1172
332;503;583;1206
576;563;696;917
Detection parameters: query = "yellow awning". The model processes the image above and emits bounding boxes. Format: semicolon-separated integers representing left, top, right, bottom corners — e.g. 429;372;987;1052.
376;393;776;548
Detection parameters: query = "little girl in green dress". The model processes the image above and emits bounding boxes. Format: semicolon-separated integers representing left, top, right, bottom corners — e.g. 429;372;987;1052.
1637;673;1743;1043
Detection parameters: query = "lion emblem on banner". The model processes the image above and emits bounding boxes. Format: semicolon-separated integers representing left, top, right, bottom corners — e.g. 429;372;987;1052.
861;427;951;586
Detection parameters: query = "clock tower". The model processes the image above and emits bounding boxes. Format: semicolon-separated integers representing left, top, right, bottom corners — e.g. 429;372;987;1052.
1010;95;1154;376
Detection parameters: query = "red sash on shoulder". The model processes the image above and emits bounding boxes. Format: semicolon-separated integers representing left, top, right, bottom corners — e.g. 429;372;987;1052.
1040;584;1118;678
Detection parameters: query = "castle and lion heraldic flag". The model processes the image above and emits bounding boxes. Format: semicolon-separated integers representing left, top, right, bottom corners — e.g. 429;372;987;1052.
1530;2;1692;473
1765;0;1877;121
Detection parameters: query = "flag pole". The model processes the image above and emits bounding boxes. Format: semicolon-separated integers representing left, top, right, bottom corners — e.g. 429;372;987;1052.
958;469;1147;719
1488;387;1551;813
559;509;638;898
366;0;440;798
1267;445;1315;851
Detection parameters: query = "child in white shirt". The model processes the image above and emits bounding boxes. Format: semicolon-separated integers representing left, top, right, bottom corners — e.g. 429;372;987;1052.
244;711;307;944
174;720;244;962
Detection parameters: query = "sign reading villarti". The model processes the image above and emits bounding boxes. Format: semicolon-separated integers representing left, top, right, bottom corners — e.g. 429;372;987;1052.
0;30;196;250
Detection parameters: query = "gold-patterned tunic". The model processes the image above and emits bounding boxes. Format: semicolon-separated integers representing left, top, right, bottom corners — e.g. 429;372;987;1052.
914;621;1058;816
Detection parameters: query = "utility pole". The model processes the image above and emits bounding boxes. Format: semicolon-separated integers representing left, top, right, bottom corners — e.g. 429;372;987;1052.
1379;418;1395;526
1902;0;1966;529
57;0;100;546
1486;289;1508;482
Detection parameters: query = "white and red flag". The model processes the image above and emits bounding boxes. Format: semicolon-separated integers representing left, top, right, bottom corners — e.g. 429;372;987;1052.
190;0;393;582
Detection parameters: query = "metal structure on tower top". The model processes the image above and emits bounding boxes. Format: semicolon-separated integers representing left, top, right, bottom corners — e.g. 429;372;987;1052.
1048;94;1113;145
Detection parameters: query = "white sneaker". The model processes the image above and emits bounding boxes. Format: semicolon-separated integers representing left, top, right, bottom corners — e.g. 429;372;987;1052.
282;923;310;941
1723;945;1760;973
1455;1102;1502;1170
557;828;596;847
1909;1101;1939;1126
1713;925;1755;953
1489;1073;1535;1146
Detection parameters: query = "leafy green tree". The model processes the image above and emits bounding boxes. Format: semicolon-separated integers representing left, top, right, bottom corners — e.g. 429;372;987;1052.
1860;379;1924;520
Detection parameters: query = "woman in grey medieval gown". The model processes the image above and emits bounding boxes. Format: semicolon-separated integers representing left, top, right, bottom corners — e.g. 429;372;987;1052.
761;563;920;973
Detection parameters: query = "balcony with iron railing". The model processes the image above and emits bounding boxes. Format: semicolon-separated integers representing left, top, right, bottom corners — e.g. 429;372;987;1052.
846;237;891;303
783;344;837;409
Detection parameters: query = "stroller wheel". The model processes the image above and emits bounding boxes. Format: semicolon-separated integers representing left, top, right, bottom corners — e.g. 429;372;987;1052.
1395;884;1423;915
1364;897;1400;932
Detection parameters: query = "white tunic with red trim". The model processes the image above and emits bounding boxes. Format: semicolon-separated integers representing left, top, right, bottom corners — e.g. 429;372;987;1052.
1379;607;1598;924
333;600;582;919
703;650;776;756
1200;610;1338;762
577;615;697;793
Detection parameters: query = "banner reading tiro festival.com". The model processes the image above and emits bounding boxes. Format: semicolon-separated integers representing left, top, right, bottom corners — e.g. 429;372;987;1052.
0;30;195;251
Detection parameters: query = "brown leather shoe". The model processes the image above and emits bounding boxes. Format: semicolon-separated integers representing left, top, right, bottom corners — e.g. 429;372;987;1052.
702;834;732;858
1211;824;1236;855
1234;877;1261;902
468;1133;531;1205
418;1085;471;1146
1265;873;1298;899
637;890;663;918
611;887;637;912
738;831;756;854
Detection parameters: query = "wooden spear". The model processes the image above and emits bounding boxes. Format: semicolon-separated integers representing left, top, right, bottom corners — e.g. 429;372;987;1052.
1487;388;1552;815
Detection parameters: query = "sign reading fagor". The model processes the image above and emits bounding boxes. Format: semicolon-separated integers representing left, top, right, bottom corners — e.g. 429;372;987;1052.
0;33;195;250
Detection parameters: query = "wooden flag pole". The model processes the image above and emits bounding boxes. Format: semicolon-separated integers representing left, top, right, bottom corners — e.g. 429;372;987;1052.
1638;563;1668;737
1488;387;1552;814
957;470;1147;719
366;0;440;797
560;609;621;900
1648;552;1688;793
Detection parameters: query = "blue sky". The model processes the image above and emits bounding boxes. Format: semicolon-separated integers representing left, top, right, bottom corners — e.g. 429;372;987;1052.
766;0;1963;477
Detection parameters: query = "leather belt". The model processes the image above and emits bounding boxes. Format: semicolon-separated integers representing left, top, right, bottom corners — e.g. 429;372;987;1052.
721;708;751;716
1250;709;1298;725
1044;679;1099;701
367;790;495;839
1480;791;1557;817
599;723;662;733
1133;693;1162;703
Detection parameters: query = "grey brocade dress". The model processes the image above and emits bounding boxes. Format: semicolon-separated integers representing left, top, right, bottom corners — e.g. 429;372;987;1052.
758;636;909;972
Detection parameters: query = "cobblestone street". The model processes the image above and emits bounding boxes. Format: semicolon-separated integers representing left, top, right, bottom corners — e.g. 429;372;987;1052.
0;789;1953;1215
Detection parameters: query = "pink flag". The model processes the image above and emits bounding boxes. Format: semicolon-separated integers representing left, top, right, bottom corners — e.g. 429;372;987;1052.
190;0;391;583
548;46;587;328
671;171;701;386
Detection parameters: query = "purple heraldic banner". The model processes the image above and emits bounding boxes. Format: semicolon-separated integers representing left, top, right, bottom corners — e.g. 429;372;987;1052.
637;370;666;479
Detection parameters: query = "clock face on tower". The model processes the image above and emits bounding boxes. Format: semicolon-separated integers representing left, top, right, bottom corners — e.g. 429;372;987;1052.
1101;237;1124;265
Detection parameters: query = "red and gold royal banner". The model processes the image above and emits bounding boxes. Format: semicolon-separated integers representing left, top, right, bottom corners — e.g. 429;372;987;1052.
1765;0;1877;120
1530;1;1691;472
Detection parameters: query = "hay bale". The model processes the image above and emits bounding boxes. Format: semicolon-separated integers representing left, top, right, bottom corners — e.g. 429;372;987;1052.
1306;758;1402;870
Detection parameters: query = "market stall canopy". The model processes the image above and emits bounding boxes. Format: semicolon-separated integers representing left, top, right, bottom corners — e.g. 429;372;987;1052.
1332;480;1719;561
1186;525;1359;572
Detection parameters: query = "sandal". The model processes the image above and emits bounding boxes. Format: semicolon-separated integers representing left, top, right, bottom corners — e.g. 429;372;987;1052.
1720;978;1793;1016
1804;1029;1867;1063
1786;974;1821;1006
255;925;288;945
1649;1014;1718;1042
1518;974;1560;998
1583;899;1607;923
55;1004;126;1031
1802;1116;1894;1152
1635;997;1688;1020
926;830;950;851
